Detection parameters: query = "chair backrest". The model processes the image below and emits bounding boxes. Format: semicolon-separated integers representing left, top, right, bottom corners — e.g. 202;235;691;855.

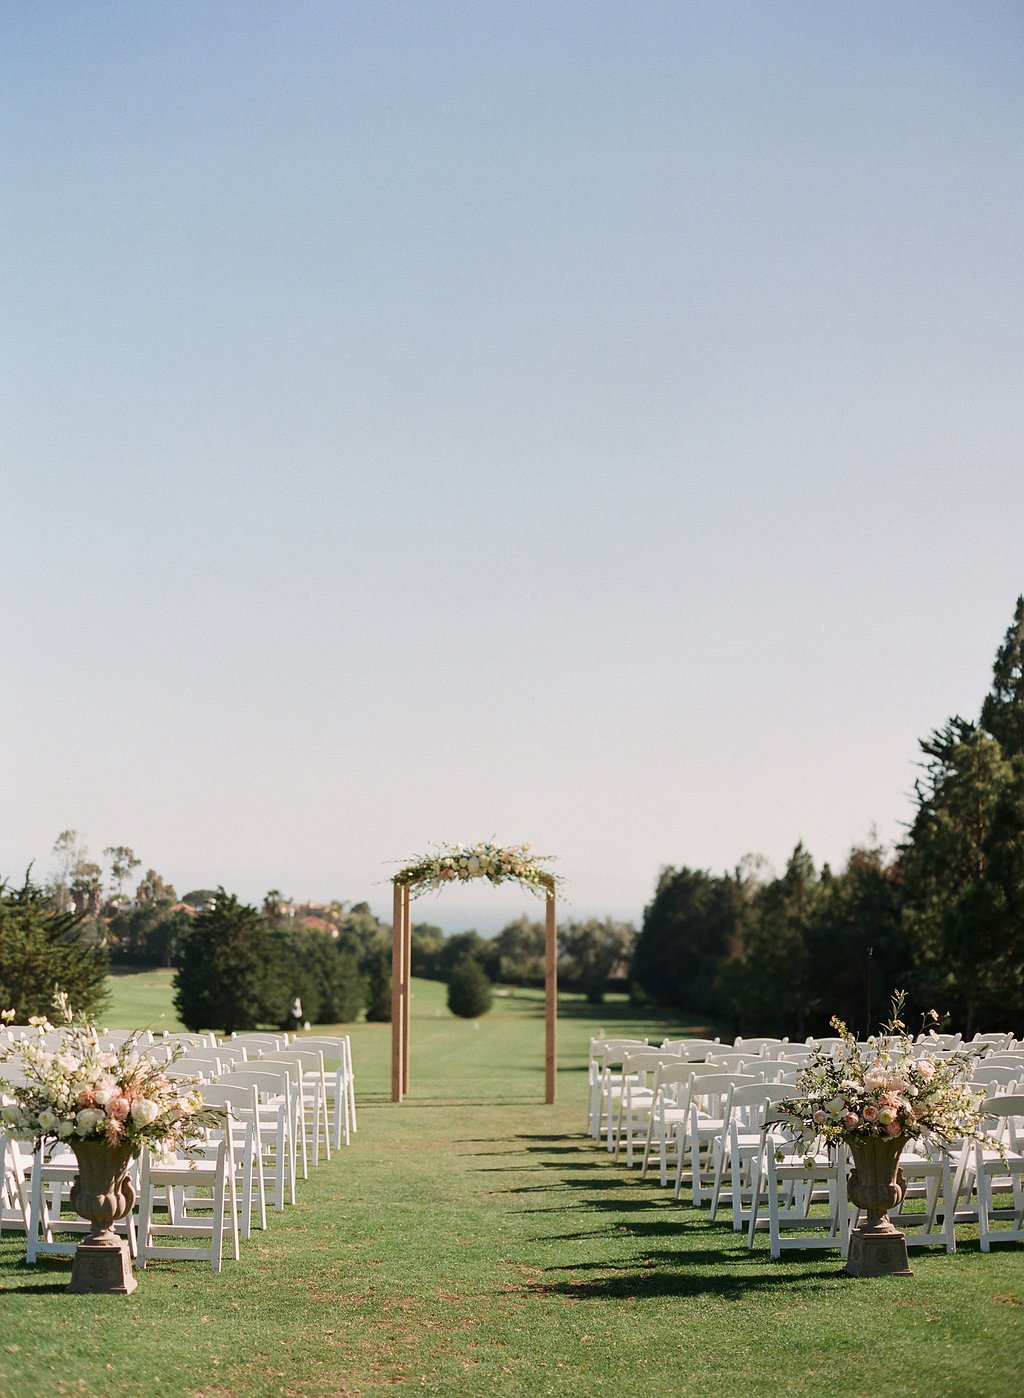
293;1035;352;1065
971;1067;1019;1091
973;1054;1024;1072
199;1080;260;1119
706;1051;763;1073
805;1037;845;1051
732;1037;787;1053
979;1094;1024;1150
972;1032;1013;1050
258;1048;325;1078
723;1081;791;1131
659;1038;719;1059
917;1032;963;1049
228;1033;288;1052
689;1071;759;1105
620;1050;675;1080
159;1031;217;1050
225;1067;293;1104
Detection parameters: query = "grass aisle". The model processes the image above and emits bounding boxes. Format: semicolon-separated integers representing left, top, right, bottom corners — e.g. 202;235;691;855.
1;980;1022;1396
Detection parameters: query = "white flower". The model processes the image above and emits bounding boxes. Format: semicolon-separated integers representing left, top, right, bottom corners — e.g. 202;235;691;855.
130;1098;161;1127
57;1119;75;1139
38;1109;60;1134
75;1108;106;1135
57;1053;80;1073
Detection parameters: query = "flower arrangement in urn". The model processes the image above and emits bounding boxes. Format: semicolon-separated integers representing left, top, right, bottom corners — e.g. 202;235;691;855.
395;840;559;898
778;992;989;1157
0;991;219;1156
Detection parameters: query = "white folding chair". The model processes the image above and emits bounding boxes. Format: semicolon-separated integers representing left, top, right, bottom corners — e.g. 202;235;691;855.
586;1038;646;1139
747;1109;850;1259
137;1134;239;1272
882;1140;958;1254
225;1066;296;1209
258;1048;331;1166
296;1035;357;1147
707;1082;790;1225
0;1134;32;1237
612;1050;674;1165
971;1094;1024;1252
688;1073;762;1206
198;1081;268;1238
25;1140;138;1263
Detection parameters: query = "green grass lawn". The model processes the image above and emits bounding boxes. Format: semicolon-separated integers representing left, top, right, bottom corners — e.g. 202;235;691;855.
2;974;1022;1397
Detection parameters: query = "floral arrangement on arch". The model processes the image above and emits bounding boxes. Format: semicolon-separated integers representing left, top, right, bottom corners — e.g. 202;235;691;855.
778;993;991;1156
0;992;221;1155
395;841;559;899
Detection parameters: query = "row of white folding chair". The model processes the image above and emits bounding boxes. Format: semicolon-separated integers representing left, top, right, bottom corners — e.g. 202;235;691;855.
637;1065;764;1188
221;1031;355;1151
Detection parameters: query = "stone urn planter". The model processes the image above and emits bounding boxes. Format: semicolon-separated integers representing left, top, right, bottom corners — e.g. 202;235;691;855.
67;1139;138;1294
843;1133;912;1277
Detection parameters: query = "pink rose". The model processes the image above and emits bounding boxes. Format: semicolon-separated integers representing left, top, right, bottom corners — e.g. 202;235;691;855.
107;1096;130;1121
916;1060;936;1082
886;1119;902;1136
862;1105;879;1121
842;1112;859;1129
812;1110;827;1124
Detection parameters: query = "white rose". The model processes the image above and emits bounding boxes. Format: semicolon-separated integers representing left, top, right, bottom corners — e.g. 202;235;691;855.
130;1098;161;1127
57;1119;75;1139
57;1053;80;1074
75;1108;106;1136
38;1109;60;1133
93;1083;119;1107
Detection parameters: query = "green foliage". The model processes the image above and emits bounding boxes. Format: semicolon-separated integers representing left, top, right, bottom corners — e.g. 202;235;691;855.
107;900;193;967
410;922;445;978
980;593;1024;758
633;865;746;1012
447;957;493;1018
266;925;367;1028
494;915;546;985
558;918;636;1003
0;875;109;1020
902;719;1024;1031
361;943;392;1021
439;929;499;981
173;889;279;1034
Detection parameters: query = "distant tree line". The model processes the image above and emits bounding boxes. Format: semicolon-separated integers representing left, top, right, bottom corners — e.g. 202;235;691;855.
409;915;636;1005
631;597;1024;1038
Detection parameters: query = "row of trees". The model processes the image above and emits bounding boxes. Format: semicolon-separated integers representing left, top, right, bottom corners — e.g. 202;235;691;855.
410;916;636;1003
632;597;1024;1038
173;892;392;1034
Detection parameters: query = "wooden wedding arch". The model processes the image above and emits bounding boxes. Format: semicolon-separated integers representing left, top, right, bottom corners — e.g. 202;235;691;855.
390;842;559;1104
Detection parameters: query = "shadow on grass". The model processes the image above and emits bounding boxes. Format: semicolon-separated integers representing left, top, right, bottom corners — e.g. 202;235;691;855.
532;1247;843;1300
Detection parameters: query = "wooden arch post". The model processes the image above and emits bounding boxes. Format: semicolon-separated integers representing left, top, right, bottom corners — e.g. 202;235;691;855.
391;873;557;1105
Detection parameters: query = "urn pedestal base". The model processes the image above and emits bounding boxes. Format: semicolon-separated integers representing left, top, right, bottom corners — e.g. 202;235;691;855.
66;1139;139;1295
842;1134;913;1277
68;1237;138;1294
844;1221;913;1277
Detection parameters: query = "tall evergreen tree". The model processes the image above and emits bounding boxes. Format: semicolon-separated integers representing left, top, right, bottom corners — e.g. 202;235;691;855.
0;876;109;1020
981;594;1024;758
173;889;278;1034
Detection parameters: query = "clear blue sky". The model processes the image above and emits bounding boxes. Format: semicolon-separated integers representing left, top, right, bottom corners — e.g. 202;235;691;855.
3;2;1022;932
